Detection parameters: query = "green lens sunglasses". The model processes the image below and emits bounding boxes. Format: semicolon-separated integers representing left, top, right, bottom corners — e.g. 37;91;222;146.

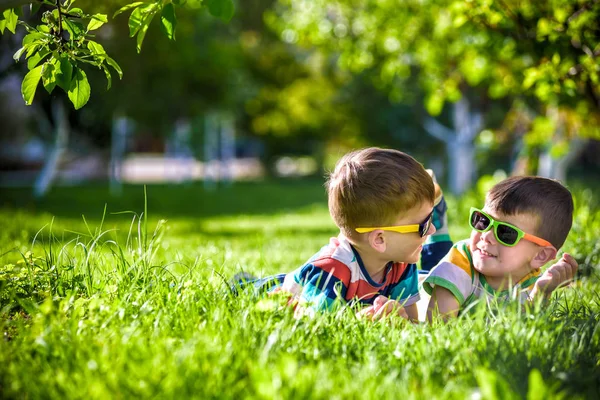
469;207;554;248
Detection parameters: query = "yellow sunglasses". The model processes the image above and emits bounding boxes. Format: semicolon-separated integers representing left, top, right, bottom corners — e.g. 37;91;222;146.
355;210;434;237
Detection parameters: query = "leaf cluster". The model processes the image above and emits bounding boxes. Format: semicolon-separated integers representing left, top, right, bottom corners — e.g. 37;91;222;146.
8;0;122;109
270;0;600;128
1;0;236;109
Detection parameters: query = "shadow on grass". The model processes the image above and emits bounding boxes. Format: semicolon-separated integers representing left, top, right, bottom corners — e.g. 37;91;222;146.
185;226;337;238
0;179;328;220
2;225;338;249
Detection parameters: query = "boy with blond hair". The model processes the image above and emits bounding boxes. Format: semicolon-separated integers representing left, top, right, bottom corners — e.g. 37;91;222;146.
424;176;578;321
238;147;452;320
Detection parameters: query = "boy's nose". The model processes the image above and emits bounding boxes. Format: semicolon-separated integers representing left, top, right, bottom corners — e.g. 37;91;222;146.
480;228;496;243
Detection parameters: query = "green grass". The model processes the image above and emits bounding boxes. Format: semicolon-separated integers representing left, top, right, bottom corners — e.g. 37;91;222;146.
0;179;599;399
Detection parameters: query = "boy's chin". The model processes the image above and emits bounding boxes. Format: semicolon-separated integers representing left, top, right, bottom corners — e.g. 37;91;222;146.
472;259;486;274
403;254;420;265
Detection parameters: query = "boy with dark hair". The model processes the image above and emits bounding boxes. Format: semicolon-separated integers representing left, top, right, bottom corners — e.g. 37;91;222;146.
424;176;578;321
238;147;452;320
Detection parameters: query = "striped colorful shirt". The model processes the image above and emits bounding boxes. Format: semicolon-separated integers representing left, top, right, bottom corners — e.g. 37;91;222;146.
280;235;420;311
422;240;541;312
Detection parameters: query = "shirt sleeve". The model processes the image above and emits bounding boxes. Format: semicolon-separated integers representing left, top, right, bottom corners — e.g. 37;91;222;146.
281;260;349;311
387;263;420;307
422;241;474;305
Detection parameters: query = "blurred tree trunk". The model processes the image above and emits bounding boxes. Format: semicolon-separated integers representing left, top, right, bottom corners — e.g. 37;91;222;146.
424;96;482;195
538;139;585;182
0;0;37;11
34;98;69;198
512;105;586;181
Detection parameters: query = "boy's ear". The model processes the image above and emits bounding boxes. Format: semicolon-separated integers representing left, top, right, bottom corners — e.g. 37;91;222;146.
368;231;387;253
530;246;558;269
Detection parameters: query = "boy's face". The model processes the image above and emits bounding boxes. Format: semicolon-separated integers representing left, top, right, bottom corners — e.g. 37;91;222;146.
469;207;542;287
385;201;436;264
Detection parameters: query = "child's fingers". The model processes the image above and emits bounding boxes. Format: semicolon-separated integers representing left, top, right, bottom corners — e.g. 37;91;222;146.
358;306;376;319
557;266;569;286
396;306;408;319
373;295;389;310
373;299;408;320
553;264;575;288
562;253;579;270
373;301;395;319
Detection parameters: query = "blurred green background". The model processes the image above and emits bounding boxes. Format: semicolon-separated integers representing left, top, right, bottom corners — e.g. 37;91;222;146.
1;0;599;196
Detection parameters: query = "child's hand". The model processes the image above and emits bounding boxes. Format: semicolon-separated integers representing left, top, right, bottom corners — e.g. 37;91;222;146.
357;295;408;320
534;253;578;295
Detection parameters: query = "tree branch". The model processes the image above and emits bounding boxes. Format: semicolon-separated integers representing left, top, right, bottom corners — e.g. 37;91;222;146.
423;117;454;143
466;113;483;141
55;0;62;36
567;1;598;24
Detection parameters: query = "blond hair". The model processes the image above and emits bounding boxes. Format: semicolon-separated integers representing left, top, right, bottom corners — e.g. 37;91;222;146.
327;147;434;236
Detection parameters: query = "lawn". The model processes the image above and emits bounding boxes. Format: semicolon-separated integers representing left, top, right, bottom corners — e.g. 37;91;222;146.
1;179;599;399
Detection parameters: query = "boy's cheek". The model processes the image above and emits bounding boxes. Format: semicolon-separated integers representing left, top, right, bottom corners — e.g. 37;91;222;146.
405;249;421;264
468;232;479;250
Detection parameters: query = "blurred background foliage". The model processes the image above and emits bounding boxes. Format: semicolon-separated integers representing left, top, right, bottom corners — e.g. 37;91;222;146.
0;0;598;192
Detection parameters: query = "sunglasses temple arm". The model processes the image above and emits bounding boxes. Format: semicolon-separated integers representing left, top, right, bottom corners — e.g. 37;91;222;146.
523;233;554;248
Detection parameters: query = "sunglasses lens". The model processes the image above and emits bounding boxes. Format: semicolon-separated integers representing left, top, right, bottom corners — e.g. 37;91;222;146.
496;224;519;245
470;211;490;231
419;212;432;237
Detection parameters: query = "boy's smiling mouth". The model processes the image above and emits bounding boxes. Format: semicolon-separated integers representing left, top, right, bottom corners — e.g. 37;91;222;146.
477;247;497;258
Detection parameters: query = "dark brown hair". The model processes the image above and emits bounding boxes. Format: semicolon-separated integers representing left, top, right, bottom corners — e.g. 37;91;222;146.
326;147;434;236
485;176;574;249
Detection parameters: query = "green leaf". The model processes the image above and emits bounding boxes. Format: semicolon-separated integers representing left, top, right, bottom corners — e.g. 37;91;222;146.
63;18;85;40
23;31;46;45
67;68;91;110
13;46;26;61
101;64;112;90
134;5;158;52
87;14;108;31
16;32;50;63
42;61;57;94
129;5;151;37
87;40;106;54
21;65;44;106
70;8;84;17
160;3;177;40
105;56;123;79
207;0;235;22
27;47;51;70
0;8;19;34
136;18;152;52
25;43;41;58
87;40;107;63
172;0;187;5
114;2;145;18
54;56;73;91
